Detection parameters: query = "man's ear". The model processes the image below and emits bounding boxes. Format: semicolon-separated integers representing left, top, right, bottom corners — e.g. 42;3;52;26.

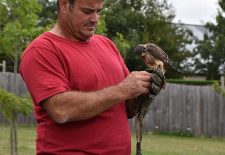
58;0;69;13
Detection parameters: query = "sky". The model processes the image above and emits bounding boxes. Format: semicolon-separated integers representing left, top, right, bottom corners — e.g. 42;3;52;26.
167;0;219;25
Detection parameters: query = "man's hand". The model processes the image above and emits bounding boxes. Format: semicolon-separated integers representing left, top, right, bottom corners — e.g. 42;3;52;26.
118;71;151;100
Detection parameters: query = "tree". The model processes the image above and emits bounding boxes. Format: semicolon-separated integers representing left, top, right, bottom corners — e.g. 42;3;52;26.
0;0;43;69
38;0;57;27
0;89;32;155
103;0;193;78
193;0;225;80
112;32;130;59
0;0;43;154
95;13;107;35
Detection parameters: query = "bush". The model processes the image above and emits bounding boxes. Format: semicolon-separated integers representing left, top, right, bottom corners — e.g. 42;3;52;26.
167;79;219;85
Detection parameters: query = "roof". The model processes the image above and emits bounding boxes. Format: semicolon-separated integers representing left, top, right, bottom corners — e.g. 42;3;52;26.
178;23;210;51
183;24;209;40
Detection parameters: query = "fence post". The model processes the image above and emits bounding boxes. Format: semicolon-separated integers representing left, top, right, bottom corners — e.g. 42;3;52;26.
0;60;6;72
0;60;7;90
221;76;224;89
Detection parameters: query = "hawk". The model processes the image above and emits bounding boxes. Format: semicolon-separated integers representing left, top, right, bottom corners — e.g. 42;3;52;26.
134;43;179;155
135;43;180;74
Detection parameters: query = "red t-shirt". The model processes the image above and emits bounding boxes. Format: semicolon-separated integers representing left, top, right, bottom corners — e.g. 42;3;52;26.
20;32;131;155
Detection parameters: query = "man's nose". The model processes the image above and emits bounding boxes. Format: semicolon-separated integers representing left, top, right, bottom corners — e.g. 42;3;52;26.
90;12;100;23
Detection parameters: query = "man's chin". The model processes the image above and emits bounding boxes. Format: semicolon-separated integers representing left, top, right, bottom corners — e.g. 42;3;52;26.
85;31;95;37
78;32;94;41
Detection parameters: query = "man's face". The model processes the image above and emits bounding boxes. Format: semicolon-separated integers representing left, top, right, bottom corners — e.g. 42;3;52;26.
59;0;103;41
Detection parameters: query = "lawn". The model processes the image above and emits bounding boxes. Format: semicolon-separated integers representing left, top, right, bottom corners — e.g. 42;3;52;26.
1;125;225;155
131;133;225;155
0;125;36;155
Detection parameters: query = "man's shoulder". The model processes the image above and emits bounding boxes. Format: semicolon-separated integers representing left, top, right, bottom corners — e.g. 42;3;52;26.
21;32;58;61
26;32;54;50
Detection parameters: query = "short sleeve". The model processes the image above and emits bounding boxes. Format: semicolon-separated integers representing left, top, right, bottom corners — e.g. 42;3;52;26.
20;47;71;105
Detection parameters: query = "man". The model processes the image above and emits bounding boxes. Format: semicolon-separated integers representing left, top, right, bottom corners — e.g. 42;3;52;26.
20;0;162;154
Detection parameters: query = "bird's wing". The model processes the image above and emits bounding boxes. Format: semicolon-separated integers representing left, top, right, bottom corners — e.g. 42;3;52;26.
146;43;169;63
145;43;181;73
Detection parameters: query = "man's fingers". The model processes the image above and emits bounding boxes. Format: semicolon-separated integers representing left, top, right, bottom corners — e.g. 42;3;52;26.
118;71;152;99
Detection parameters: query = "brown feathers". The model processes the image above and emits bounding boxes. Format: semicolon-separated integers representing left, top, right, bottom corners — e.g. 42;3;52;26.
135;43;180;73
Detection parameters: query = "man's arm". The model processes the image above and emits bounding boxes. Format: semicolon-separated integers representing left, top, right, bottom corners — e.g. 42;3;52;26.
42;71;151;123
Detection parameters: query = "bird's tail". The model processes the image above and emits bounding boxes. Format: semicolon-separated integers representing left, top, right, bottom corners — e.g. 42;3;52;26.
136;142;142;155
166;60;182;74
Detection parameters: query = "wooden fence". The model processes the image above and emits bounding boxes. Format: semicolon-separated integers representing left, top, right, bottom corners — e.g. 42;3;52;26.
0;73;225;137
129;84;225;137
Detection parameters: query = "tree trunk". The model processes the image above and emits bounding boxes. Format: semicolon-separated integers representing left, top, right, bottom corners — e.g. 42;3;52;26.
10;40;19;155
13;111;18;155
10;110;18;155
10;114;15;155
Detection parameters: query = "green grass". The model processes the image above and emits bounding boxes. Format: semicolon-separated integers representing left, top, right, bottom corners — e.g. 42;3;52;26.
131;133;225;155
1;125;225;155
0;125;36;155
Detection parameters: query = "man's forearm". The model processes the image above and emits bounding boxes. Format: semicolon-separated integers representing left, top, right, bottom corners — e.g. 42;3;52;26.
42;85;126;123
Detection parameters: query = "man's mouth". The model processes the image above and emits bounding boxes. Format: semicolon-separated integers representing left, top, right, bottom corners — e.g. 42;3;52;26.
87;27;95;31
85;24;96;31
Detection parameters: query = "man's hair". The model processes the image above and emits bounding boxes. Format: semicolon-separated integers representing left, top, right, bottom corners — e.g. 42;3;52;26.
57;0;104;11
57;0;76;10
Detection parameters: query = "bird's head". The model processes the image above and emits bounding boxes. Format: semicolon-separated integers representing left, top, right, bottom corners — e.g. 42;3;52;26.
134;44;147;56
134;43;166;73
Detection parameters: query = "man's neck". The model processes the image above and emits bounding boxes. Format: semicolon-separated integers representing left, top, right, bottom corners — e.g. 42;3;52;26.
49;23;91;42
49;23;68;39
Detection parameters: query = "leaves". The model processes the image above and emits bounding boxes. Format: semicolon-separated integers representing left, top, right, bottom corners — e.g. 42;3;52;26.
0;0;44;70
95;14;107;35
0;0;38;121
213;82;225;97
112;32;130;59
0;89;32;120
194;0;225;80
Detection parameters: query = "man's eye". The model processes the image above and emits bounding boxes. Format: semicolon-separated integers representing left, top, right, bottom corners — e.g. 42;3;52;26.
83;10;92;14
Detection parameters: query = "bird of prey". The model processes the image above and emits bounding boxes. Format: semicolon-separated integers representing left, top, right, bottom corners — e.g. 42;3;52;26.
134;43;179;155
135;43;180;74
